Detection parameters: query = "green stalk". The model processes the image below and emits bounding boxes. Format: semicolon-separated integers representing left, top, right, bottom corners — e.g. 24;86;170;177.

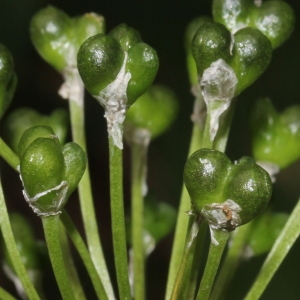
42;215;75;300
166;121;203;300
210;222;252;300
167;86;236;299
0;177;40;300
60;210;109;300
130;140;148;300
170;216;201;300
244;200;300;300
213;100;236;152
196;229;230;300
68;75;114;299
0;287;17;300
109;136;132;300
59;221;86;300
0;138;19;171
201;103;215;149
185;221;208;300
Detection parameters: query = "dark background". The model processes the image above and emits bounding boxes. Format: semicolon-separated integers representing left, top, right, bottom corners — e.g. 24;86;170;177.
1;0;300;299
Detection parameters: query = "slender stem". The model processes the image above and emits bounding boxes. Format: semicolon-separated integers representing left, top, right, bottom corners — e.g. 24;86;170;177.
60;210;109;300
68;77;114;299
59;221;86;300
0;176;40;300
213;100;236;152
0;287;17;300
244;200;300;300
196;229;230;300
170;216;201;300
109;136;132;300
130;140;149;300
201;106;214;149
42;215;75;300
210;222;252;300
166;122;203;300
0;138;19;171
185;221;208;300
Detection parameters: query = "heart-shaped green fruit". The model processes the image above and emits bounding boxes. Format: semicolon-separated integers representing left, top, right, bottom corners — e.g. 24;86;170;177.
192;22;272;95
3;107;68;152
184;148;272;229
19;126;86;216
30;6;105;72
212;0;295;49
125;84;179;139
250;98;300;168
77;27;159;106
0;44;17;119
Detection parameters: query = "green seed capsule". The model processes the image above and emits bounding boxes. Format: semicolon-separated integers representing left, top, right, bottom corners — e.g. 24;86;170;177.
20;138;65;197
30;6;105;72
184;149;232;213
125;84;178;139
246;210;288;257
109;23;142;51
191;21;272;95
74;13;106;48
78;25;159;106
18;126;86;216
231;27;272;95
17;125;59;158
3;108;68;152
184;148;272;229
77;34;125;96
30;6;73;71
212;0;295;49
143;198;177;243
223;156;272;225
126;43;159;105
250;98;300;168
62;142;87;198
185;16;212;86
192;22;232;78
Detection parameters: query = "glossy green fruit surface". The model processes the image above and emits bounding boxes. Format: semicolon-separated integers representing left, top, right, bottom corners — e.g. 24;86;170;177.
184;148;272;229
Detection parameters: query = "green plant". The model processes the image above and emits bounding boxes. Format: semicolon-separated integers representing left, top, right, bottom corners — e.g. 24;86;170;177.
0;0;299;299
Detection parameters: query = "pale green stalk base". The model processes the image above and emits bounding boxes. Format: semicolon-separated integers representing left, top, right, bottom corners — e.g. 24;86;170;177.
196;229;230;300
61;211;109;300
130;141;148;300
59;221;86;300
42;215;75;300
210;222;252;300
185;221;208;300
109;137;132;300
244;200;300;300
166;123;203;300
0;177;40;300
170;217;201;300
69;93;114;299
